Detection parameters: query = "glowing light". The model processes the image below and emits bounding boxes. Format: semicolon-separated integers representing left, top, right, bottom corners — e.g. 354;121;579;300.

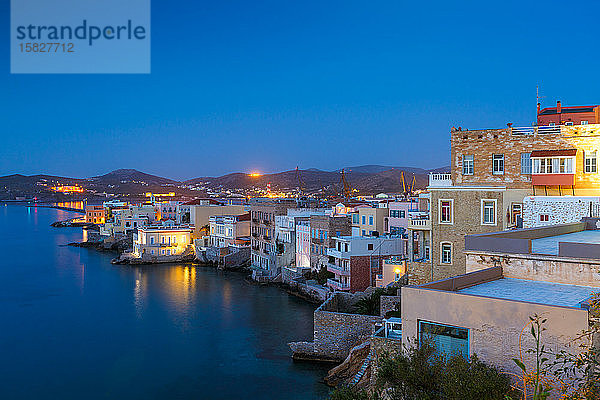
248;172;261;177
394;268;402;274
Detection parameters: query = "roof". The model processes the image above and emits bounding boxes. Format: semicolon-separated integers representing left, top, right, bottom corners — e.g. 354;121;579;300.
532;230;600;255
458;278;596;308
538;105;598;115
530;149;577;157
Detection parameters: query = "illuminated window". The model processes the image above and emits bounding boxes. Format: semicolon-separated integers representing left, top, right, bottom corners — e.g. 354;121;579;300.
462;155;474;175
441;242;452;264
585;151;597;173
439;200;453;224
492;154;504;175
581;120;589;125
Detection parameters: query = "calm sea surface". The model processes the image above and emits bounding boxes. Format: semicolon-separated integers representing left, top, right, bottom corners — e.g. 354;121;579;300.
0;205;331;400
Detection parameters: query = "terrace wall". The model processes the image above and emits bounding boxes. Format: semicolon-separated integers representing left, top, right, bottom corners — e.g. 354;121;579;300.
401;286;590;379
465;252;600;287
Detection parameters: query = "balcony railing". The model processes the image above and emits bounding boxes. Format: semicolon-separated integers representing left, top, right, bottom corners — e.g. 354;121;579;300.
327;248;349;259
408;218;431;230
428;173;452;187
511;125;562;135
327;278;350;291
326;262;350;276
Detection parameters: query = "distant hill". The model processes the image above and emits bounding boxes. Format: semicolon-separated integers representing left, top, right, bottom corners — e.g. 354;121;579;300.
185;165;448;194
90;169;178;185
336;165;430;174
0;164;450;200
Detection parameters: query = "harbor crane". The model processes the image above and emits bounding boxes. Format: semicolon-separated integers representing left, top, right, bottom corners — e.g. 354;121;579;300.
340;169;354;199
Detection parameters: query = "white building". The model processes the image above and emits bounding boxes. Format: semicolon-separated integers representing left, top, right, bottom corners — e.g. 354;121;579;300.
295;220;311;270
209;213;250;247
523;196;600;228
133;224;192;259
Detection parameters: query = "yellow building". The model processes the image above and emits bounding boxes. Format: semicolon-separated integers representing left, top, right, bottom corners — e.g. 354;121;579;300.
351;206;388;236
189;204;246;239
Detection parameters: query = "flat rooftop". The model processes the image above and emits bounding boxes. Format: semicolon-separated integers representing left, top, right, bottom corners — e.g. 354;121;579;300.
532;230;600;255
458;278;596;308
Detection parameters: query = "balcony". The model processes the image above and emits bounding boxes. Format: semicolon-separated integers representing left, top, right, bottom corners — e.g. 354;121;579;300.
326;262;350;276
531;173;575;186
408;217;431;230
428;173;452;187
327;278;350;291
327;248;349;259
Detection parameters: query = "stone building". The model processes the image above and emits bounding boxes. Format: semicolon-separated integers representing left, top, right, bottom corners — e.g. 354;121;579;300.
408;122;600;284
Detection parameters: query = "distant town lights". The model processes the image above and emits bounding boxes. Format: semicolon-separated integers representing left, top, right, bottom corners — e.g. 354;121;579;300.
248;173;261;177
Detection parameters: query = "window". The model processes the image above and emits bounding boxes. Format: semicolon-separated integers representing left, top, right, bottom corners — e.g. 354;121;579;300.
492;154;504;175
540;214;549;222
361;215;366;224
481;200;496;225
150;237;154;245
581;120;589;125
462;155;474;175
419;321;469;359
585;151;597;173
400;210;406;218
532;157;574;174
511;203;522;225
352;214;359;224
367;243;374;251
362;229;366;236
369;216;374;225
520;153;531;174
441;243;452;264
439;200;453;224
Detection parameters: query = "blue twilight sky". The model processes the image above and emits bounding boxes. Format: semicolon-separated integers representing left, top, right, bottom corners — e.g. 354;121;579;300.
2;0;600;180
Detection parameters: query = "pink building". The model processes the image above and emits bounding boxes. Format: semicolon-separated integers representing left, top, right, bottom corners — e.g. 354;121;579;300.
385;200;418;235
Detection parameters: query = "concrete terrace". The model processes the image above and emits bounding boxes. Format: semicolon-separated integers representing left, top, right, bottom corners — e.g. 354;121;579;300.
532;230;600;256
458;277;597;308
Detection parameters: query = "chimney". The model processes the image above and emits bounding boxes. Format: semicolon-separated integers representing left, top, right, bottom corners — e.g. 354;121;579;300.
537;103;541;114
557;100;562;113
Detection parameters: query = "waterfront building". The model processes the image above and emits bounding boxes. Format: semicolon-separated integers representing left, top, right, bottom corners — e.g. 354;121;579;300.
209;213;250;248
327;235;405;292
188;204;246;239
132;224;193;260
408;120;600;284
85;205;107;224
401;220;600;381
295;220;311;270
249;199;298;278
309;214;352;272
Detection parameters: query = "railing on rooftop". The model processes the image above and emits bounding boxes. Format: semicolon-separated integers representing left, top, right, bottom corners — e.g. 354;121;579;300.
511;125;562;135
428;173;452;187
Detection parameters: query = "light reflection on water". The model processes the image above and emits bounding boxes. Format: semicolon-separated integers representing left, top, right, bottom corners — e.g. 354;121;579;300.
0;205;331;400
